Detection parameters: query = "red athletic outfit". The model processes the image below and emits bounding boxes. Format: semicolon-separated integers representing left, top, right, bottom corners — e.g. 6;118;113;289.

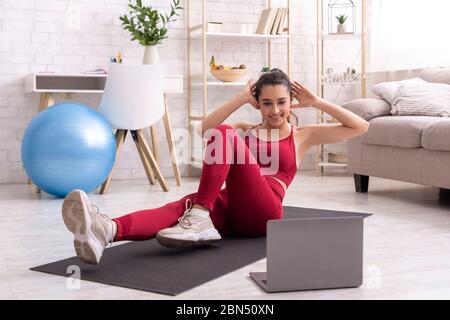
113;124;298;241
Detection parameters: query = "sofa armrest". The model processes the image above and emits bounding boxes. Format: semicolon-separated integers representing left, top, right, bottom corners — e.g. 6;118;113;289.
342;98;391;121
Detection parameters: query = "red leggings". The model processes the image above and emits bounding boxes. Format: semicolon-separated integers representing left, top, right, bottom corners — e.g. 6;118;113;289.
113;124;285;241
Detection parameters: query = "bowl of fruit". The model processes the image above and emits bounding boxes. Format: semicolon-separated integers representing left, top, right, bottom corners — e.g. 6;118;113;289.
209;56;247;82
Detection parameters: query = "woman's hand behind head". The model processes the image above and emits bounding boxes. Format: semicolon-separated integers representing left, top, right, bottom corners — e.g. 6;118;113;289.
291;81;319;109
236;80;259;109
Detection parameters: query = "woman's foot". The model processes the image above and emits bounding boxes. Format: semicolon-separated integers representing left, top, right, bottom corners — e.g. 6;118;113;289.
61;189;115;264
156;199;222;248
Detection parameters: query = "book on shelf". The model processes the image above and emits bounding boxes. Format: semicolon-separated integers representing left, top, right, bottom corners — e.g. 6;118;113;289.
256;7;288;35
264;8;279;34
256;8;271;34
256;8;278;35
276;8;288;34
270;8;284;35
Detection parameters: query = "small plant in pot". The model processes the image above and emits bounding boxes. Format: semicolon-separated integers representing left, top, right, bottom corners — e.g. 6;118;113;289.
335;14;348;34
120;0;183;64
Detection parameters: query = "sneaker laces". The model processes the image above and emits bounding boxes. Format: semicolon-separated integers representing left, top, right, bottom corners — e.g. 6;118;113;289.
177;199;194;229
92;204;114;247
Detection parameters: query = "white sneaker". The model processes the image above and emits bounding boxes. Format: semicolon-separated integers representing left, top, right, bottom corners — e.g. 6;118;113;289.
61;189;114;264
156;199;222;248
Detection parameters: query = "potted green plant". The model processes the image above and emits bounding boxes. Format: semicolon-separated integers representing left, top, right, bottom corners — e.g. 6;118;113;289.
120;0;182;64
335;14;348;34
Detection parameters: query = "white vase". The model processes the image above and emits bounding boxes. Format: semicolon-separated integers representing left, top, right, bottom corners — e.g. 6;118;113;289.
143;45;159;65
337;24;347;34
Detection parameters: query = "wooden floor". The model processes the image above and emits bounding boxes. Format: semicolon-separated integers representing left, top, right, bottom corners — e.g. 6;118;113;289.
1;170;450;300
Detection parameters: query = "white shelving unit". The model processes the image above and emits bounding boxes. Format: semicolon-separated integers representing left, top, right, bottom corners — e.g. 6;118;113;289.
191;31;290;41
316;0;367;174
322;32;362;40
186;0;292;175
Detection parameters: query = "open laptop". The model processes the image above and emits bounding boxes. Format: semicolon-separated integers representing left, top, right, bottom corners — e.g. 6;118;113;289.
250;210;371;293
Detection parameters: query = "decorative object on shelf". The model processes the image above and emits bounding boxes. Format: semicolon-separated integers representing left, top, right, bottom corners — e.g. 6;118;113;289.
344;67;357;81
207;21;223;33
336;14;348;33
119;0;182;65
209;56;247;82
323;67;360;83
258;66;271;77
210;69;247;82
328;0;356;34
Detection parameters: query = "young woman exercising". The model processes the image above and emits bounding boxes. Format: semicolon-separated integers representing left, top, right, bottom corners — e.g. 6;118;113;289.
61;69;369;265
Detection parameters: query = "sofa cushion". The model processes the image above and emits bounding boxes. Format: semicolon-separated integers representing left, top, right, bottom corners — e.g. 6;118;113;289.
361;116;438;148
421;119;450;151
342;98;391;121
419;67;450;85
372;78;426;105
391;81;450;117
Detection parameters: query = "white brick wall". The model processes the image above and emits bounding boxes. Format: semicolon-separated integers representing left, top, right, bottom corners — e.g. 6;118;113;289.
0;0;346;184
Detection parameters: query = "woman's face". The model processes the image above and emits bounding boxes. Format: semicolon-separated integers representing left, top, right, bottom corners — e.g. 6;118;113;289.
257;84;291;128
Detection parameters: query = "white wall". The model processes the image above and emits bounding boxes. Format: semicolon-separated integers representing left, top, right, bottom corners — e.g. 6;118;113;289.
0;0;323;184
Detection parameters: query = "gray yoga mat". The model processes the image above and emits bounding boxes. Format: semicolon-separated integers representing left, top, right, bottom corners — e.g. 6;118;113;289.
30;206;371;296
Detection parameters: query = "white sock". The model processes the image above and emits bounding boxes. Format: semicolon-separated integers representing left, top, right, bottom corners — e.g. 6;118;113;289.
110;220;118;242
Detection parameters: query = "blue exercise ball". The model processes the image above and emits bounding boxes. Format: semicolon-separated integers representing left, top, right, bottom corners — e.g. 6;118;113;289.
22;102;116;198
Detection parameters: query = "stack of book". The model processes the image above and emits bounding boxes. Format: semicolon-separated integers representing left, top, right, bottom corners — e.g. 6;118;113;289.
256;7;288;35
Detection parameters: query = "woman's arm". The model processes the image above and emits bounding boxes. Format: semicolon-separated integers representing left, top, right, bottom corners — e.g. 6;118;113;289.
195;95;245;136
195;81;258;136
292;82;369;147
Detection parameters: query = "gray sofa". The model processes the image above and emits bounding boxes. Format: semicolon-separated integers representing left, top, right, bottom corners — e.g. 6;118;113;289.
343;67;450;199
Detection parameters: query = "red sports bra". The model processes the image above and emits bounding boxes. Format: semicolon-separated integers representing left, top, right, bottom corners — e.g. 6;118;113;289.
244;124;298;188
